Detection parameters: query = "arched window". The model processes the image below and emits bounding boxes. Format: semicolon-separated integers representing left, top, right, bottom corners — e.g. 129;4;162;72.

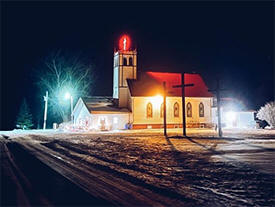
174;102;179;117
187;102;192;117
129;57;133;66
160;103;164;118
147;102;153;118
123;57;127;66
199;102;204;117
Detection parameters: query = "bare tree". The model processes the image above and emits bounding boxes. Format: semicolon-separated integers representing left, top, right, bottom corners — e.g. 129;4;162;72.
257;101;275;128
37;51;94;122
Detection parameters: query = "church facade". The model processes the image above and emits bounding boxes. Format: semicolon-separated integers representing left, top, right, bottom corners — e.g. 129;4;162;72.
72;35;214;130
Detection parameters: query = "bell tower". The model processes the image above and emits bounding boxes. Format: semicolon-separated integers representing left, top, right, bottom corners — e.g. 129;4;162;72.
113;34;137;108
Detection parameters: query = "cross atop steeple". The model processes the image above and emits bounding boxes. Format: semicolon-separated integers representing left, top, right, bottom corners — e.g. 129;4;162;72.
123;37;127;50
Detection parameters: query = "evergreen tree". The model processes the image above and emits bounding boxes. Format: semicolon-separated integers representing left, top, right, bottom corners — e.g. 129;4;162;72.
16;98;34;129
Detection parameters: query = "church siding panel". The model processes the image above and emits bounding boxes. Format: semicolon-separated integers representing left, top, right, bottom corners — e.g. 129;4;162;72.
185;97;212;125
132;96;213;128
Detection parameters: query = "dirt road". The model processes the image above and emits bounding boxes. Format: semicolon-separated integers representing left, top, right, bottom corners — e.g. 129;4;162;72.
1;130;275;206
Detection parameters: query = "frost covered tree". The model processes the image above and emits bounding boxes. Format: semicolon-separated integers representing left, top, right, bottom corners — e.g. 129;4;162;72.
257;101;275;128
36;51;94;122
16;98;34;129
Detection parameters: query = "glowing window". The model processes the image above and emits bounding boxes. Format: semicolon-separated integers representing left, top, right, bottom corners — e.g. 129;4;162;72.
147;102;153;118
174;102;179;118
160;103;164;118
123;57;127;66
199;102;204;117
113;117;118;124
187;102;192;117
129;57;133;66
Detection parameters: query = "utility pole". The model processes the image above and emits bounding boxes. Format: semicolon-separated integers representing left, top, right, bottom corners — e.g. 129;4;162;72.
216;80;222;137
209;79;225;137
70;95;73;124
173;73;194;137
163;82;167;137
43;91;48;130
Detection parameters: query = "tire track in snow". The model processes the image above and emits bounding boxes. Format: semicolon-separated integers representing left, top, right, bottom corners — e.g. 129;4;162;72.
15;138;196;206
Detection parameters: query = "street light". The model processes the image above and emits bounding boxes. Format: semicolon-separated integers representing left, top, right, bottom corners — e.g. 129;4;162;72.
65;92;74;123
43;91;48;130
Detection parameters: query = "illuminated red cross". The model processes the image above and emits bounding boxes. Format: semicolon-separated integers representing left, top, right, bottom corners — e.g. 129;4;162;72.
119;35;131;51
123;38;127;50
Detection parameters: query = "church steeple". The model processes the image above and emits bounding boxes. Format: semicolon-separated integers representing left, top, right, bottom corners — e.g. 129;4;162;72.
113;34;137;107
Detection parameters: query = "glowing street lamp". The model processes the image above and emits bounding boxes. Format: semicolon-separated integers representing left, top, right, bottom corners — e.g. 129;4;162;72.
65;92;71;100
150;95;163;107
43;91;48;130
65;92;74;123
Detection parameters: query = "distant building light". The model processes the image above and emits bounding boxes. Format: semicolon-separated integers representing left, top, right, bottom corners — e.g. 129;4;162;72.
225;111;236;127
150;95;163;107
225;111;236;122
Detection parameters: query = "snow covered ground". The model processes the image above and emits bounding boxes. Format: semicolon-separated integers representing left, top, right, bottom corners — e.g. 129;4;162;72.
2;127;275;138
1;128;275;206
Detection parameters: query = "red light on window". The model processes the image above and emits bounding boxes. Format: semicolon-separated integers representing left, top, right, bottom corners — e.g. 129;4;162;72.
119;35;131;51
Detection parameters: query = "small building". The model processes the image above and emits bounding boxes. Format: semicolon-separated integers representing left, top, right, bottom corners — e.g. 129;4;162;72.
211;98;256;128
72;35;215;130
72;97;131;130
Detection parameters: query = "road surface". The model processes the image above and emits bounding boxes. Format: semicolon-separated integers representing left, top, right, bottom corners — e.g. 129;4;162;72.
1;129;275;206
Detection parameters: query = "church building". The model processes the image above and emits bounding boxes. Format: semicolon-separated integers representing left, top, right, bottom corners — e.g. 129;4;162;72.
72;34;214;130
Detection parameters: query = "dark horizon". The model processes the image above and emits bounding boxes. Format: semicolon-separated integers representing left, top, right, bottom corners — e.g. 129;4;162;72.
1;1;274;130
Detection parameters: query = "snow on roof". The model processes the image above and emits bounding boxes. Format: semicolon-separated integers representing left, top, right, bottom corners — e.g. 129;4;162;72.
82;96;112;103
82;97;129;114
127;72;213;97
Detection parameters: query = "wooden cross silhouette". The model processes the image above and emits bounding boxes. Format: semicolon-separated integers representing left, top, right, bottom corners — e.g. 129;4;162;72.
163;73;195;137
172;73;194;137
208;79;227;137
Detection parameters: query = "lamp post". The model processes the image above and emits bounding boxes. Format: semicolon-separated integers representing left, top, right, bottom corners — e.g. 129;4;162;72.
65;92;74;124
43;91;48;130
208;79;226;138
163;82;167;137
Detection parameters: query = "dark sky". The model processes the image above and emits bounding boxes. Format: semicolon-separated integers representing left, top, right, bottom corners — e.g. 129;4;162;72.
1;2;274;130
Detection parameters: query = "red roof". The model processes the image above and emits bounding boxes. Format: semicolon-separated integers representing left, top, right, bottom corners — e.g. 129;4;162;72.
127;72;213;97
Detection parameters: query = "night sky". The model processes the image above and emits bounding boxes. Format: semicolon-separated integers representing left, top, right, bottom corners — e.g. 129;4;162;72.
1;2;274;130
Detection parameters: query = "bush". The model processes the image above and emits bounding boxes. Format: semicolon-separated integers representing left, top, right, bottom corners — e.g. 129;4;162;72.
257;101;275;128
